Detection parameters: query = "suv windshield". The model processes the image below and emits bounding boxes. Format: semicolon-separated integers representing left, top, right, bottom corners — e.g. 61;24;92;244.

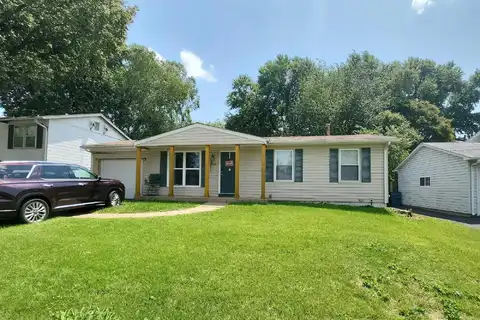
0;164;34;179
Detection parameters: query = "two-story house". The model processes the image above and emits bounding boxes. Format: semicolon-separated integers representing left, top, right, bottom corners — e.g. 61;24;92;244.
0;113;129;169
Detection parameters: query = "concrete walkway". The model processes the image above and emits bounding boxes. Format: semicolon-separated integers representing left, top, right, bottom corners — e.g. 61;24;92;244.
73;202;225;219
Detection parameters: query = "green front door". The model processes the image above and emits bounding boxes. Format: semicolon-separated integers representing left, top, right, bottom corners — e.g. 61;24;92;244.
220;152;235;196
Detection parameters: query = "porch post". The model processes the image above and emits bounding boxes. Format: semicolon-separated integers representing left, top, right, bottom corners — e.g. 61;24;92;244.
204;145;211;197
261;144;266;200
168;146;175;197
235;144;240;199
135;147;142;199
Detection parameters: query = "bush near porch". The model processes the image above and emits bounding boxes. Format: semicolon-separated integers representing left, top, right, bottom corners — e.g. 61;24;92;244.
0;204;478;319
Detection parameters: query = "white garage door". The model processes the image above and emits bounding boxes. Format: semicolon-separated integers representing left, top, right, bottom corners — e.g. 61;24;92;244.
100;159;136;199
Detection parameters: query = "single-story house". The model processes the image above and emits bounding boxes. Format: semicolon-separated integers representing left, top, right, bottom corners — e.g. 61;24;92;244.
83;123;395;206
395;142;480;216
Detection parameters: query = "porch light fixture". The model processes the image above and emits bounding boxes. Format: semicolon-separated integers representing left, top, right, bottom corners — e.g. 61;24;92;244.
210;154;216;166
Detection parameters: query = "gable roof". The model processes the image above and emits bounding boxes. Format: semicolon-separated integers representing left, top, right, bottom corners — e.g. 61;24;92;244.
0;113;130;140
394;142;480;171
135;123;267;146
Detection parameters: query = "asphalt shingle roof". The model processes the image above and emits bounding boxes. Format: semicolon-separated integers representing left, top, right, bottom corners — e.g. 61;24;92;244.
425;142;480;159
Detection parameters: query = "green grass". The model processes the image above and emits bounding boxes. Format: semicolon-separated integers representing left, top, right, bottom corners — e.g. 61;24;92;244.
95;200;200;213
0;204;479;320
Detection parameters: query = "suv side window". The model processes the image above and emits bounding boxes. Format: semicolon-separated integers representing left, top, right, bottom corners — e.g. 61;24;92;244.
70;166;97;179
39;165;73;179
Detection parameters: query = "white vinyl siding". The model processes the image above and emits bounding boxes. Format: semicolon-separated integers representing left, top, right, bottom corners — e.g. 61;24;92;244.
46;116;126;169
398;146;471;215
266;145;385;206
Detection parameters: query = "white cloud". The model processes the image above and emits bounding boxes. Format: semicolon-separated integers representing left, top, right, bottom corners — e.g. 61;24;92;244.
180;50;217;82
148;48;164;62
411;0;435;14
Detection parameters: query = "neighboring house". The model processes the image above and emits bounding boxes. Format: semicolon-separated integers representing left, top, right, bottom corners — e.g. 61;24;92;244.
84;123;395;203
395;142;480;216
0;114;129;169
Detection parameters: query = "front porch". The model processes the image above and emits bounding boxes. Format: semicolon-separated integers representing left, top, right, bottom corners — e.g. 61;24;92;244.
132;123;269;201
134;143;267;200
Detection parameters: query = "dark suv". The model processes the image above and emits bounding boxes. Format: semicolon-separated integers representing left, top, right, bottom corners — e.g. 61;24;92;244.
0;161;125;223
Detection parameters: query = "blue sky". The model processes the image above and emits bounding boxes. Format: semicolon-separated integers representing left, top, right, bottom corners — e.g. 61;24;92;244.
2;1;477;120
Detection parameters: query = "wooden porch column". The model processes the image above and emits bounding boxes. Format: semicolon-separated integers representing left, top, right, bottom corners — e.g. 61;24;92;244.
135;147;142;199
261;144;266;200
168;146;175;197
204;145;211;197
235;144;240;199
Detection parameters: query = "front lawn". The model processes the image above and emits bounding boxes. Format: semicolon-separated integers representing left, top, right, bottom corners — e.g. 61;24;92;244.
0;204;478;319
95;200;200;213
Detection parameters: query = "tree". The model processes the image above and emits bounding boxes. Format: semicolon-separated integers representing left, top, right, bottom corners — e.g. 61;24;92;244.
226;56;317;136
0;0;136;116
359;111;422;181
395;100;455;142
107;45;199;139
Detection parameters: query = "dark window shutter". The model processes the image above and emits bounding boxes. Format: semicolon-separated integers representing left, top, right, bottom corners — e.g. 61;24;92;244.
361;148;371;183
266;149;274;182
159;151;167;187
294;149;303;182
36;125;44;149
329;149;339;183
7;125;14;149
201;151;206;187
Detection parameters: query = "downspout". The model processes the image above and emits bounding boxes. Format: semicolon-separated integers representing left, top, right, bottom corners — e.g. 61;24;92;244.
384;142;390;206
35;120;48;161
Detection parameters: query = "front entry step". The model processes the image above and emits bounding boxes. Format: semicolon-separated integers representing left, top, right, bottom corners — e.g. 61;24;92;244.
218;193;234;198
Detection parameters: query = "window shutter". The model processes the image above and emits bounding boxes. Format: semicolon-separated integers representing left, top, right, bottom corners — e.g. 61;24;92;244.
36;125;44;149
7;125;14;149
201;151;206;187
266;149;274;182
159;151;167;187
294;149;303;182
329;149;339;183
361;148;371;183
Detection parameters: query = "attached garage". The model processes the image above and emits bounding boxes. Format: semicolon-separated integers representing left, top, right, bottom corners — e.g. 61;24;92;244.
100;159;136;199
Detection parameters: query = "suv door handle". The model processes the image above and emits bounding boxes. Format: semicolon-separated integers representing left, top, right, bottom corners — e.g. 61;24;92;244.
43;184;53;187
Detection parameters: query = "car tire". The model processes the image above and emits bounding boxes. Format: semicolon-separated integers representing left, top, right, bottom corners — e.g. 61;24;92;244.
18;198;50;224
106;190;122;207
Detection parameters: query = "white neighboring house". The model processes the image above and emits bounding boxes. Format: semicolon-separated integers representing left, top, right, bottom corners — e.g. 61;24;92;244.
395;142;480;216
0;113;129;169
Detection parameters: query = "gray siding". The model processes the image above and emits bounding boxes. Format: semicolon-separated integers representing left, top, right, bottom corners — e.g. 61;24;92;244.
398;146;471;214
140;126;264;146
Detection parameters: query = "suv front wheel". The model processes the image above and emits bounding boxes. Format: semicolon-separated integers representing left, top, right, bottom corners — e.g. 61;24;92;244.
106;190;122;207
19;199;50;223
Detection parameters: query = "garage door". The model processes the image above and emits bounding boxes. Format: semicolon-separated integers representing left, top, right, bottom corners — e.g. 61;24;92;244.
100;159;136;199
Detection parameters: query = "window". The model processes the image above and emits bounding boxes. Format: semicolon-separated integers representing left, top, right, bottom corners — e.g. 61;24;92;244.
39;165;73;179
274;150;294;181
0;164;33;179
340;149;359;181
173;152;200;186
420;177;431;187
70;166;97;179
14;125;36;148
